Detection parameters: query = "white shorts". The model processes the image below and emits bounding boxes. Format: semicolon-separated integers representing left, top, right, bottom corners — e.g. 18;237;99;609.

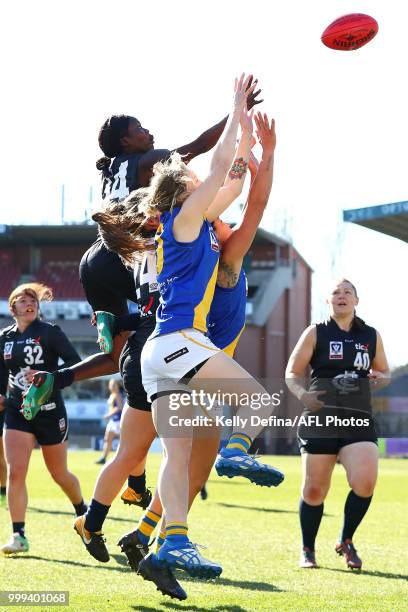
105;419;121;436
141;328;220;402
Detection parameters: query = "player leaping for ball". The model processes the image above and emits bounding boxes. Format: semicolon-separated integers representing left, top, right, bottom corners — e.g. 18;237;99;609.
135;74;283;579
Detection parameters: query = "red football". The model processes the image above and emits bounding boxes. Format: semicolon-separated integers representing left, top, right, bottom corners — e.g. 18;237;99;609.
321;13;379;51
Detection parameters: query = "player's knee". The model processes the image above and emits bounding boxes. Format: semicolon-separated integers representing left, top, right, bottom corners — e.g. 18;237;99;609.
349;476;376;497
116;446;148;468
48;467;69;485
302;483;327;505
8;465;27;483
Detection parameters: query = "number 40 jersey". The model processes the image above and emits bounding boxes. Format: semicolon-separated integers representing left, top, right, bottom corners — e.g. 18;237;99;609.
309;317;377;410
0;320;80;406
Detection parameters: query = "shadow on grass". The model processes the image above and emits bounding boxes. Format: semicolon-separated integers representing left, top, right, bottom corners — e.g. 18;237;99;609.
215;502;297;515
133;606;257;612
27;506;133;524
5;554;131;573
173;574;283;593
215;502;332;517
324;567;408;581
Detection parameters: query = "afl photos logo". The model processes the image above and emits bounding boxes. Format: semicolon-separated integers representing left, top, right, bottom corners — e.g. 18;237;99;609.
329;341;343;360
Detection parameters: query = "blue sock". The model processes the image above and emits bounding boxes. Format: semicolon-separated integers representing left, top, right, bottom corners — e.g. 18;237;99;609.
165;523;189;544
341;490;372;542
299;499;323;551
128;472;146;494
225;432;252;453
12;522;25;537
84;499;110;533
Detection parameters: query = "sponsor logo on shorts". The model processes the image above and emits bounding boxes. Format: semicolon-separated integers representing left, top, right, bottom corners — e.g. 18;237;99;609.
59;418;66;432
329;341;343;360
3;341;14;359
164;347;189;363
42;402;56;411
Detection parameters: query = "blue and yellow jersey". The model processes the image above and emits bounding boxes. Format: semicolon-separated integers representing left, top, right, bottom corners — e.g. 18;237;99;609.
207;268;247;357
153;206;220;337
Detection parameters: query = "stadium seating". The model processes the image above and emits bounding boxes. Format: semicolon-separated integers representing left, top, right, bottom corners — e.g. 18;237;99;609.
0;250;21;298
35;262;85;299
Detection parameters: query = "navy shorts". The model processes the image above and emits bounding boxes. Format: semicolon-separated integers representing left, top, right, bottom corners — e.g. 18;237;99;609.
5;400;69;446
0;409;4;438
297;407;377;455
119;323;154;412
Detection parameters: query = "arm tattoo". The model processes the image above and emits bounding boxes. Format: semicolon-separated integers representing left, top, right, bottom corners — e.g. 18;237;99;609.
229;157;248;180
217;260;239;288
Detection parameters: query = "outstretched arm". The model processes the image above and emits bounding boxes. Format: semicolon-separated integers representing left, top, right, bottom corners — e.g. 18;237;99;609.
174;76;262;164
221;112;276;267
205;108;253;222
137;78;262;186
173;74;256;242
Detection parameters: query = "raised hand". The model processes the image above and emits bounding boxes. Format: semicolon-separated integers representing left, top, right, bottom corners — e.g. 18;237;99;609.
233;74;257;113
254;112;276;153
246;76;263;110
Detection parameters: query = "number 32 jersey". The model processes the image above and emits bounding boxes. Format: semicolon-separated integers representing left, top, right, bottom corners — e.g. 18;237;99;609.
0;320;80;406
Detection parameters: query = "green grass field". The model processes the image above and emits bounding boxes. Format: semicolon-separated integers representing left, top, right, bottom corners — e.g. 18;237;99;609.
1;452;408;611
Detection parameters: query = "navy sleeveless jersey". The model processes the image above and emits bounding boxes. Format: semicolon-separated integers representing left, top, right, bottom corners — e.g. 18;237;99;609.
133;251;160;329
101;153;144;202
0;319;80;409
309;318;377;413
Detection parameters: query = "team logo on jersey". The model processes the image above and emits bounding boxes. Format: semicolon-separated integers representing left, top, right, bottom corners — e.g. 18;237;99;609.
59;418;66;432
3;341;14;360
355;343;368;351
332;371;359;394
209;227;219;252
10;367;31;391
329;341;343;359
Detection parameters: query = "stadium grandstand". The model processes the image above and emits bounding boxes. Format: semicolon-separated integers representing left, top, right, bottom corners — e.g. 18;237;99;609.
343;200;408;244
344;200;408;456
0;223;312;451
